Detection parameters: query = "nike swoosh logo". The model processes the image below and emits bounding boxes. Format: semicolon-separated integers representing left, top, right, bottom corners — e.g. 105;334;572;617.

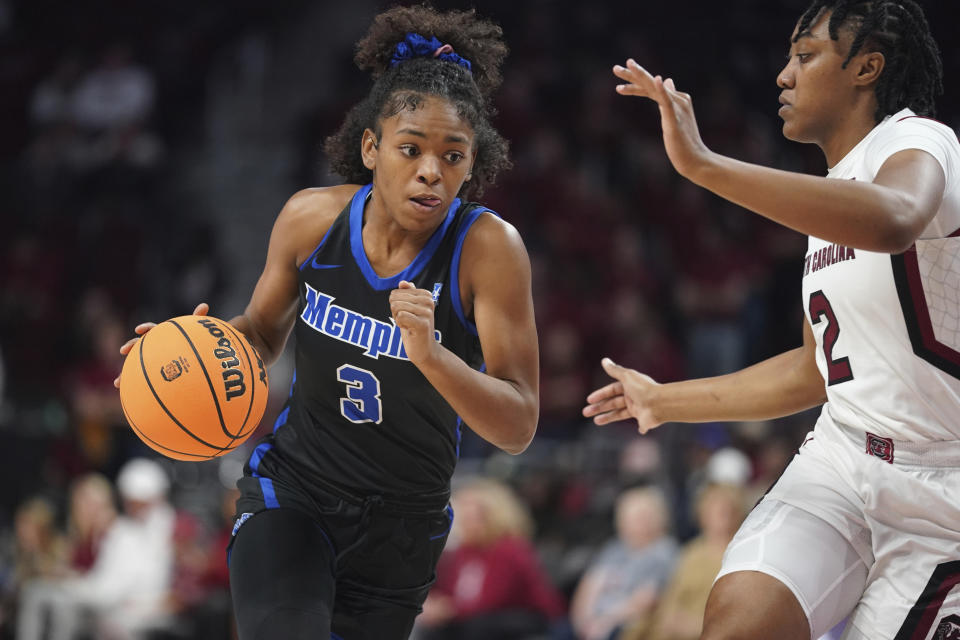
311;257;341;270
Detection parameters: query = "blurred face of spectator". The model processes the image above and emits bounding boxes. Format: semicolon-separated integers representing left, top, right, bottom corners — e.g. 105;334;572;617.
15;500;55;551
71;475;116;537
361;96;475;233
697;486;745;542
776;10;866;144
453;488;489;546
615;489;667;550
123;497;155;520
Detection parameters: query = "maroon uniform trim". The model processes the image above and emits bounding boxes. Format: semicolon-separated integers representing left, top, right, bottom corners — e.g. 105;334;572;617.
890;249;960;380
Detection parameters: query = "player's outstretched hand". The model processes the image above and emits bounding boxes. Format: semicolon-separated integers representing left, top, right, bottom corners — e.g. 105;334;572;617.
390;281;439;366
583;358;663;434
613;59;712;180
113;303;209;388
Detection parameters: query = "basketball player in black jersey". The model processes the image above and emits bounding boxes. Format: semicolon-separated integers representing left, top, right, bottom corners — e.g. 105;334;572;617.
115;7;538;639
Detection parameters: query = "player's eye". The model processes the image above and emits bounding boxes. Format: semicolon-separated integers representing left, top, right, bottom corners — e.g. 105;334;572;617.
399;145;419;157
796;53;811;63
444;151;465;164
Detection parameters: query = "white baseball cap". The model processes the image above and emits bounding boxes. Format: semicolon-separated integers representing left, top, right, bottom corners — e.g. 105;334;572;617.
116;458;170;501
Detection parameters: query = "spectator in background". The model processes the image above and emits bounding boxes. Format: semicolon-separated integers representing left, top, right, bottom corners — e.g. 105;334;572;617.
0;497;68;631
629;484;747;640
570;487;677;640
66;473;117;574
417;478;565;640
68;308;131;473
17;458;176;640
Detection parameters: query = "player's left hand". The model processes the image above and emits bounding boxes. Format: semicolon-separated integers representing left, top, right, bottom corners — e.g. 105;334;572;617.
390;281;439;366
583;358;663;434
613;59;712;181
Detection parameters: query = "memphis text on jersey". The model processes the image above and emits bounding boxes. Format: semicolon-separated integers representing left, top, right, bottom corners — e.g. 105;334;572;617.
803;243;857;277
300;284;441;361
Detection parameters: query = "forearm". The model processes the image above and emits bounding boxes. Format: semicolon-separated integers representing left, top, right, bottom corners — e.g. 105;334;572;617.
415;347;538;454
652;347;826;424
692;153;917;252
228;313;289;367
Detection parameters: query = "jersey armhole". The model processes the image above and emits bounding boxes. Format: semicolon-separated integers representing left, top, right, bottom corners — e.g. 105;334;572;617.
450;207;496;336
297;224;335;272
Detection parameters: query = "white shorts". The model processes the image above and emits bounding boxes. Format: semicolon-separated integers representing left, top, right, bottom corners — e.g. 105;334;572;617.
717;408;960;640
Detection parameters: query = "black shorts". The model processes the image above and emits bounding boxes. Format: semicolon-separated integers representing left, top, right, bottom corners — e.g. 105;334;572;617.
228;473;453;640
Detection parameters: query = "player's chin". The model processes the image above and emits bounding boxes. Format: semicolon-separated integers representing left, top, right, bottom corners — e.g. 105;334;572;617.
779;117;806;143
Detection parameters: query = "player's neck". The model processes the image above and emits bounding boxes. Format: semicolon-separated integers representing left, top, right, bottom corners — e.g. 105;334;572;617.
361;195;436;277
819;102;880;168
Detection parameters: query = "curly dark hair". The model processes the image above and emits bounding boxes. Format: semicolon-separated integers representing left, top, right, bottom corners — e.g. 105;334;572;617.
324;5;511;198
794;0;943;122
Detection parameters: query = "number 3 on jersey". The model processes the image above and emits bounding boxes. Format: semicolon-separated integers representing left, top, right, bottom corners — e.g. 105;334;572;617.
808;290;854;386
337;364;383;424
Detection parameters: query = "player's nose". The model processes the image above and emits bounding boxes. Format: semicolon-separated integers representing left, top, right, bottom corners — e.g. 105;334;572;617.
416;155;442;185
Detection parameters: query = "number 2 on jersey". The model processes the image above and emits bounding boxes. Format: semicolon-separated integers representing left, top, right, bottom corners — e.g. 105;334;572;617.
808;290;854;386
337;364;383;424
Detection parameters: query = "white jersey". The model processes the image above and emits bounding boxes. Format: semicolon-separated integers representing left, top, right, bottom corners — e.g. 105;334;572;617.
801;108;960;442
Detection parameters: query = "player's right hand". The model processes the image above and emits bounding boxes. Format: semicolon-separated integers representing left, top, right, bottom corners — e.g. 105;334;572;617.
582;358;663;434
113;303;209;388
613;59;712;181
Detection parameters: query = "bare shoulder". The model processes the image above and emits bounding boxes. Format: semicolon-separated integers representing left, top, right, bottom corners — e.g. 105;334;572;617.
273;184;363;265
461;210;528;264
459;210;531;309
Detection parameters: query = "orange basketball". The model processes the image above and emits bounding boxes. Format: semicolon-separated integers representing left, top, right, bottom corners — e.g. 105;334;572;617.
119;315;269;461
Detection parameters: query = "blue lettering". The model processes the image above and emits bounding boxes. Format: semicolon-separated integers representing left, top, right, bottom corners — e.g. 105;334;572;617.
389;323;404;358
302;286;332;327
324;306;346;336
366;322;393;359
301;285;444;362
343;312;372;346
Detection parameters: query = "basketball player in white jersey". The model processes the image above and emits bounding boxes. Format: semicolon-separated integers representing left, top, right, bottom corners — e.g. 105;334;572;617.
583;2;959;639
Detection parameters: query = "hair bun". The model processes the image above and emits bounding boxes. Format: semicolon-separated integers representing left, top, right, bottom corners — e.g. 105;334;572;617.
354;6;507;98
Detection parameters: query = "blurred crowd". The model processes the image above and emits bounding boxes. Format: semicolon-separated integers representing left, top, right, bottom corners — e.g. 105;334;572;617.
1;0;958;638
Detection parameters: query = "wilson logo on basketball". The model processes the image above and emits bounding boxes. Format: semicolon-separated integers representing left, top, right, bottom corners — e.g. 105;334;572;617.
197;319;246;401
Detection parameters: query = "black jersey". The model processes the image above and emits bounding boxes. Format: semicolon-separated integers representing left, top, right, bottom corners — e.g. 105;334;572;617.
246;184;486;502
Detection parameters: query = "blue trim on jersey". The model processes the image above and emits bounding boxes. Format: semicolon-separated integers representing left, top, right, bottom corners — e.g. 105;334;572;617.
273;407;289;432
429;505;455;541
298;224;335;271
259;478;279;508
249;442;273;474
349;183;461;290
331;634;345;640
450;207;492;336
455;416;463;459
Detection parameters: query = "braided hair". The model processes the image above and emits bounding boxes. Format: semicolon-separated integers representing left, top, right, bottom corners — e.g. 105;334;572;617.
793;0;942;122
324;6;511;198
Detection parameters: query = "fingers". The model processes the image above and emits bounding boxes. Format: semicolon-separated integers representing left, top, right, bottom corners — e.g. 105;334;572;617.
613;58;657;98
592;408;633;426
113;376;121;389
390;285;435;317
600;357;631;379
119;337;140;356
193;302;209;316
582;394;626;418
585;380;624;405
393;310;420;329
134;322;156;335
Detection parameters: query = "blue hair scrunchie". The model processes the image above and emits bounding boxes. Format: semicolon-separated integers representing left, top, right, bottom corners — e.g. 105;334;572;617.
389;32;472;73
